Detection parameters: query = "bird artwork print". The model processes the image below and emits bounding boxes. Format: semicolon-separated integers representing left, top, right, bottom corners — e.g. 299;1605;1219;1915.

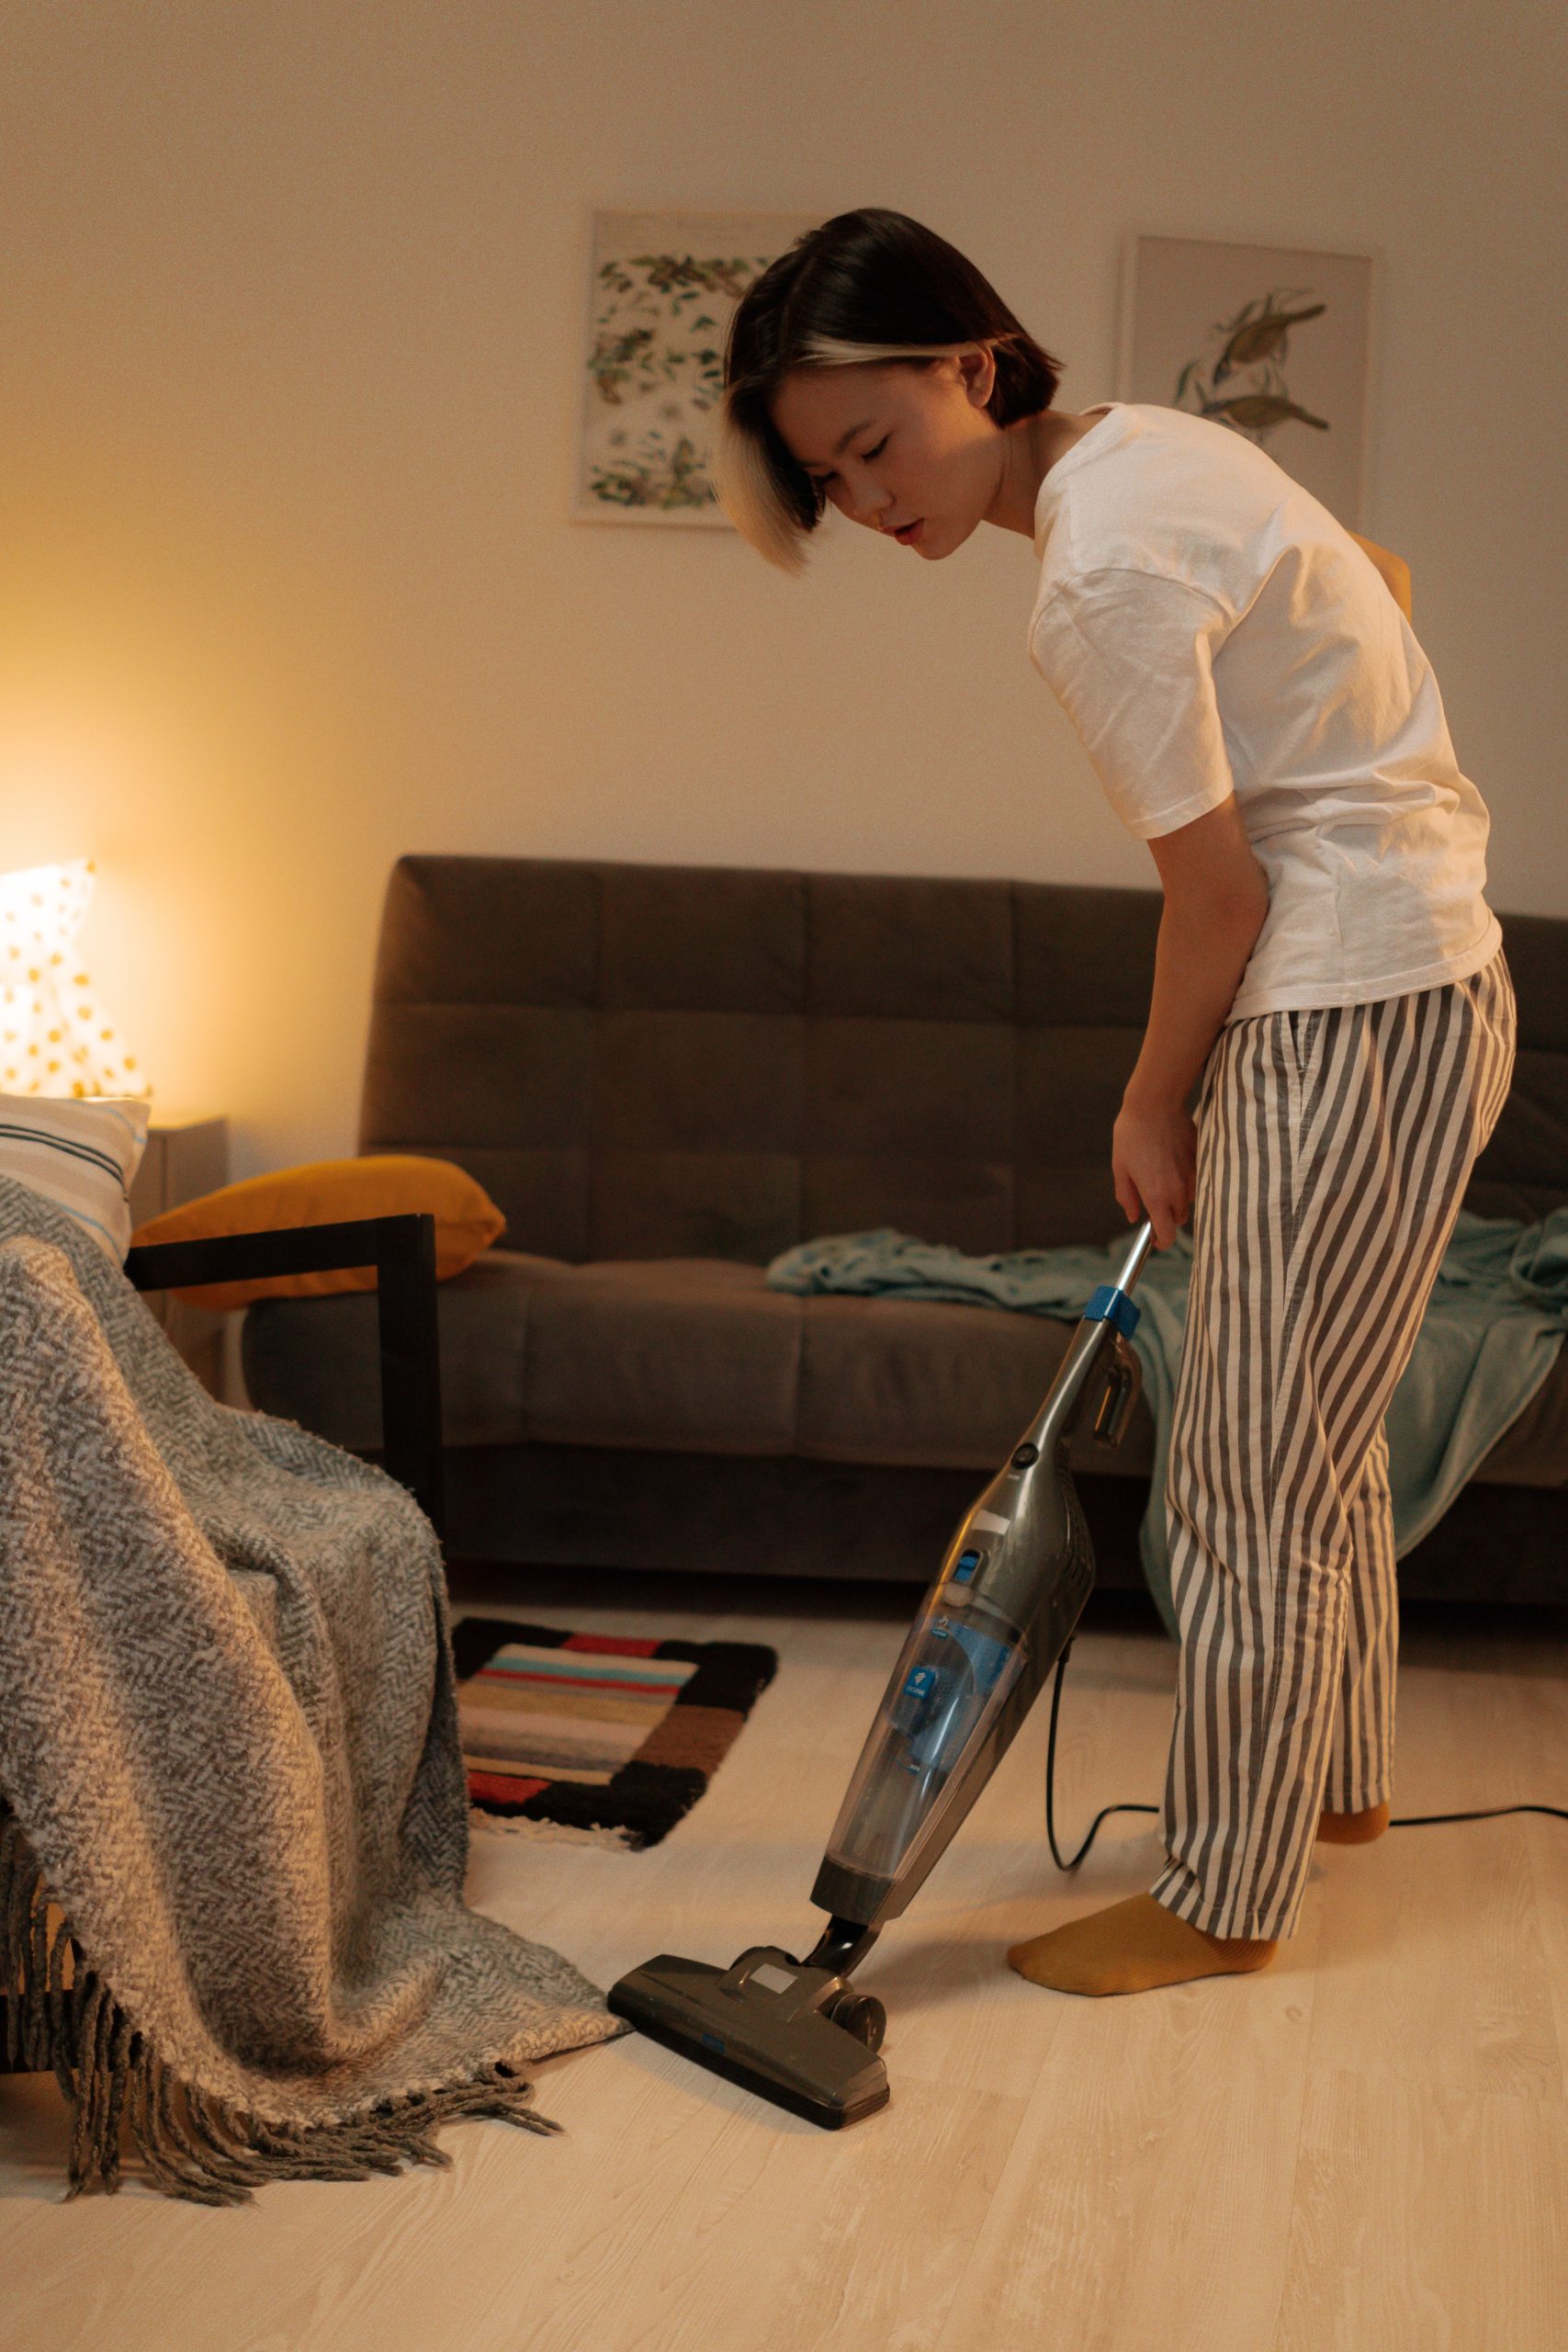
1173;288;1331;442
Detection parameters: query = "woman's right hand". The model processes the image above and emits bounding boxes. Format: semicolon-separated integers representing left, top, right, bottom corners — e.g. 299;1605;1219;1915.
1111;1088;1196;1249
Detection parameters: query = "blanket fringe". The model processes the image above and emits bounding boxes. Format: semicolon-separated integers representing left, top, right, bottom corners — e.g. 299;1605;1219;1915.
1;1803;561;2205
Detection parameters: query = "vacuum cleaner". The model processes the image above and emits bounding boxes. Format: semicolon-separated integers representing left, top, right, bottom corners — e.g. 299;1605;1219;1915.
607;1218;1156;2128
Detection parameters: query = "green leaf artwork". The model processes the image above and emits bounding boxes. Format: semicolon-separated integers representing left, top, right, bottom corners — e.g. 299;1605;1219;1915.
582;243;775;513
1172;286;1331;443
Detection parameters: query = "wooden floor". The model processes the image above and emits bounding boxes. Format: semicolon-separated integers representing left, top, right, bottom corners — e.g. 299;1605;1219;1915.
5;1568;1568;2351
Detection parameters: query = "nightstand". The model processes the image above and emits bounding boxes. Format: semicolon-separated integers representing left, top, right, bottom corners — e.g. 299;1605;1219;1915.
129;1113;230;1394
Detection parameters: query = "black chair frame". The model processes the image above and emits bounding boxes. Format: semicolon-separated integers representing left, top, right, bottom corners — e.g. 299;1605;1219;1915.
125;1209;446;1534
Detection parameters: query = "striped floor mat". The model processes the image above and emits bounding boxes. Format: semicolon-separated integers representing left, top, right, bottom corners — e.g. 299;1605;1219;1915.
452;1618;779;1850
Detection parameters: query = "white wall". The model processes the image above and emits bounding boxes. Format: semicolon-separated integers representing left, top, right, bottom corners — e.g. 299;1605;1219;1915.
3;0;1563;1175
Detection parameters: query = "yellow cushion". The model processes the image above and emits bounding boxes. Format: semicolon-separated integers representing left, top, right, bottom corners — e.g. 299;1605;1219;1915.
1348;530;1413;621
130;1154;506;1311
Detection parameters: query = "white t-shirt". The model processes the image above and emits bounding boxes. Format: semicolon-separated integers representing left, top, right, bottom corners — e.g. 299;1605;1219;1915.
1028;401;1502;1021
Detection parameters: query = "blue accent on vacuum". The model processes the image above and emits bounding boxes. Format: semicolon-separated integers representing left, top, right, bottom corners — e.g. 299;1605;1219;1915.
1082;1283;1141;1339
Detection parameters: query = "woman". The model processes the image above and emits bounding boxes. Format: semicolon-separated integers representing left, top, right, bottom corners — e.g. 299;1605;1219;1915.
712;208;1516;1996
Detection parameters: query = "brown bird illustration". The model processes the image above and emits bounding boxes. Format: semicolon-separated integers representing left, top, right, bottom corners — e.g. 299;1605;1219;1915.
1203;391;1330;433
1213;300;1325;379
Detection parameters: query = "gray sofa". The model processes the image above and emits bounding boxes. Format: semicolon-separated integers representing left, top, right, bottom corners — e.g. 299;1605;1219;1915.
243;855;1568;1600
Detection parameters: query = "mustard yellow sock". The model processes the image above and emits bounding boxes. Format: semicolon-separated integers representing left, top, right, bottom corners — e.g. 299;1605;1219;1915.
1316;1799;1391;1844
1006;1894;1277;1996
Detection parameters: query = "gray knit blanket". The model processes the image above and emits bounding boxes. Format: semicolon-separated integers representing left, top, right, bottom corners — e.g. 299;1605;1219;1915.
0;1173;624;2204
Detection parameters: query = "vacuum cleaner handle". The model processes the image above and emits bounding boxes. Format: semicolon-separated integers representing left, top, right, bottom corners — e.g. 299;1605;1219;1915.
1111;1216;1156;1295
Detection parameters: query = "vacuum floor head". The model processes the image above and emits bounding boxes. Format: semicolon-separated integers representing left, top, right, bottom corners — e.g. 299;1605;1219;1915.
607;1943;889;2129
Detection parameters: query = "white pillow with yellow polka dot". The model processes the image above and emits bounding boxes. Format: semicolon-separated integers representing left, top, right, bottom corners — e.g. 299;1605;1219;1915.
0;1092;152;1262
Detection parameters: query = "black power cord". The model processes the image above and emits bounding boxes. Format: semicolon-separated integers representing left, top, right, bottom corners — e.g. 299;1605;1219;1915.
1043;1639;1568;1872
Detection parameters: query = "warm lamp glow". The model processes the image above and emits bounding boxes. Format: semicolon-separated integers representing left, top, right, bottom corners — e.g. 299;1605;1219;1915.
0;858;151;1099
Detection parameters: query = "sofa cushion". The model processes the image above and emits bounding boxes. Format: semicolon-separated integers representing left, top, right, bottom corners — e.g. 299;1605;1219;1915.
519;1255;803;1454
243;1250;1156;1477
243;1248;1568;1493
793;1288;1156;1476
244;1252;807;1459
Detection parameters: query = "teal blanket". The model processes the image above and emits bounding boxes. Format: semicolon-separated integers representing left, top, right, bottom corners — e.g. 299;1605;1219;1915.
766;1210;1568;1635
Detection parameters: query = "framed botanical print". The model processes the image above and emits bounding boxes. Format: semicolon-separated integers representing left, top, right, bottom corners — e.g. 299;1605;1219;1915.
574;207;821;526
1117;232;1376;526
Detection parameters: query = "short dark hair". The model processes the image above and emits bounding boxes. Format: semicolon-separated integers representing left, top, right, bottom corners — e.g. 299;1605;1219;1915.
712;207;1063;571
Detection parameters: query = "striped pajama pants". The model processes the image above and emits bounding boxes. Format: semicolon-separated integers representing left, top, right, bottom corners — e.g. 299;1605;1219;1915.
1150;949;1517;1942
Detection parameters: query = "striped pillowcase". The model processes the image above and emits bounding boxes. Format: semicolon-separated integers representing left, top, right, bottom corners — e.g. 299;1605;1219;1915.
0;1092;152;1262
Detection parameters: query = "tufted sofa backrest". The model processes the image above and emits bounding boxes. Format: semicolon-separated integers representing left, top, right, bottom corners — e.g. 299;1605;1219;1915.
359;855;1568;1261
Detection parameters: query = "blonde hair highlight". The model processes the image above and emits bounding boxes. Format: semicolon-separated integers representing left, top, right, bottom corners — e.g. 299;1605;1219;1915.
711;337;988;576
